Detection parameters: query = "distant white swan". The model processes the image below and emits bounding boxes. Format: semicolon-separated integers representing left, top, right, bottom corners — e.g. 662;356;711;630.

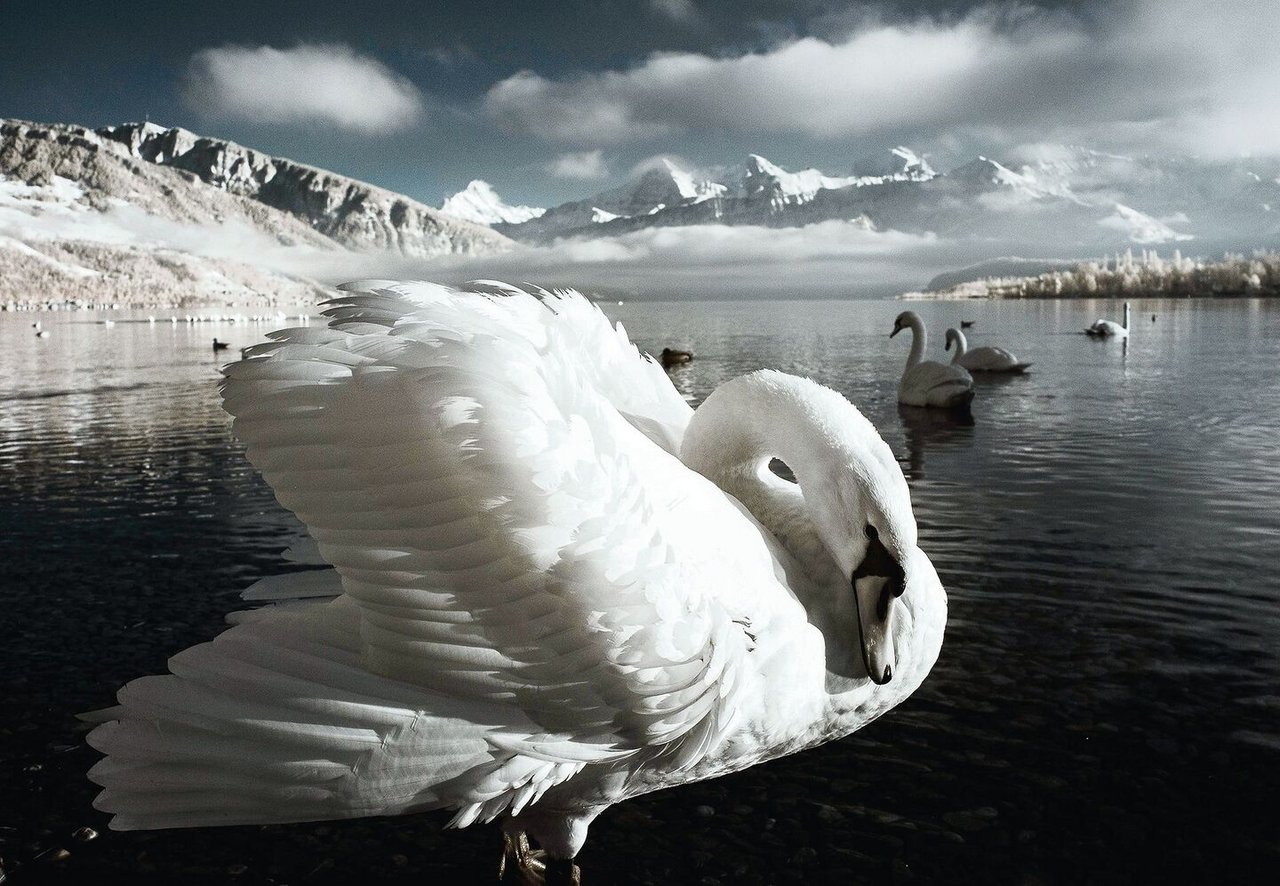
1086;302;1130;338
890;311;975;409
87;282;948;884
944;328;1031;374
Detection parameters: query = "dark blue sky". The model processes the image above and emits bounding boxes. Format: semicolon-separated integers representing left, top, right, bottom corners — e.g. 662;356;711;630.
2;1;1273;207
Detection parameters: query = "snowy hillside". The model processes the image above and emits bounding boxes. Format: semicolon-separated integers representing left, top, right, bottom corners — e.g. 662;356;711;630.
0;119;510;308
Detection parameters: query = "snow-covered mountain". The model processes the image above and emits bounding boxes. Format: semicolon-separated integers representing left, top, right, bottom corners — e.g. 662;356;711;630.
0;119;510;308
742;149;936;210
498;158;726;240
495;146;1280;255
440;180;544;226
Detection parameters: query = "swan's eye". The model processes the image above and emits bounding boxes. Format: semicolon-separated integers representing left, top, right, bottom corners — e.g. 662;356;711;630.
865;524;878;540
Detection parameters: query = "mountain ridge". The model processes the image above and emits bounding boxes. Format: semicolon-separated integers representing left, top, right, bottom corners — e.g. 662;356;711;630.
458;145;1280;254
0;118;511;308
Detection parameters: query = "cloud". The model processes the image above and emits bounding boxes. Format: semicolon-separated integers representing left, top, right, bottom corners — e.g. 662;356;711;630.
481;0;1280;157
483;6;1087;144
183;44;424;133
547;150;610;180
649;0;699;23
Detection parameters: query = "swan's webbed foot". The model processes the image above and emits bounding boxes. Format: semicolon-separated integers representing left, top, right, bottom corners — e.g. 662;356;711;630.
499;831;581;885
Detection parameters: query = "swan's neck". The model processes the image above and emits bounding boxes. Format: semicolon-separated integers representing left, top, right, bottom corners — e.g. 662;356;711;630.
904;318;925;369
682;371;943;727
1123;302;1130;330
681;372;915;678
681;376;843;586
950;330;967;362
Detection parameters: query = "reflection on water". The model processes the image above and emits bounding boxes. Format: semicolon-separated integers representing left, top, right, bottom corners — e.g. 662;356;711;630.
896;404;975;482
2;298;1279;883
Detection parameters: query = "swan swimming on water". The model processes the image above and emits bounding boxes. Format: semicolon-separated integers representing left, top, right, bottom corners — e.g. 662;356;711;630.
86;282;948;884
944;328;1031;374
1086;302;1130;338
890;311;975;409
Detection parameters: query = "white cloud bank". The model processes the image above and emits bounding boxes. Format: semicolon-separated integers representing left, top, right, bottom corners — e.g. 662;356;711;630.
398;221;962;299
547;149;610;180
483;0;1280;158
184;44;424;133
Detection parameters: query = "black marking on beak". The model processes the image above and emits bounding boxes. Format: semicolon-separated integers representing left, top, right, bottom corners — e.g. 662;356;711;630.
852;525;906;685
856;526;905;591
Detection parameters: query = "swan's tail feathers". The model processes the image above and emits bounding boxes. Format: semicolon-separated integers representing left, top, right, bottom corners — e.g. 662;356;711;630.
86;602;486;831
1009;362;1033;374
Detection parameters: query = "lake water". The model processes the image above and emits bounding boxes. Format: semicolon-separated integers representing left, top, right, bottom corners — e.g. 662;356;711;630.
2;298;1278;885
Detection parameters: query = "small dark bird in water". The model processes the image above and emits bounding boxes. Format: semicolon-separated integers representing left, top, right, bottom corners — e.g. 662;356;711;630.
660;347;693;369
212;338;231;352
960;320;975;329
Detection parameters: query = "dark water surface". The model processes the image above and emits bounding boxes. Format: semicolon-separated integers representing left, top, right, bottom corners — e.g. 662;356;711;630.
2;300;1278;885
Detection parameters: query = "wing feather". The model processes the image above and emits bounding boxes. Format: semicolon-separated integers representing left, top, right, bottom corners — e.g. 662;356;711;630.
91;283;812;831
215;284;798;806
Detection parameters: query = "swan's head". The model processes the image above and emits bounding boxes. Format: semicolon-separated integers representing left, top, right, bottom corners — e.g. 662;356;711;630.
802;440;917;687
944;328;960;352
889;311;920;339
682;371;937;687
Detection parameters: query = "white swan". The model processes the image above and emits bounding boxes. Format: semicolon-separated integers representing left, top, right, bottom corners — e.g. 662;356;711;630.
86;282;948;884
944;328;1031;374
1085;301;1130;338
890;311;975;409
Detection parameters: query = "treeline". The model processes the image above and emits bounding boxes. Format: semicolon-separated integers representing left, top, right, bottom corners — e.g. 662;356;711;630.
924;249;1280;299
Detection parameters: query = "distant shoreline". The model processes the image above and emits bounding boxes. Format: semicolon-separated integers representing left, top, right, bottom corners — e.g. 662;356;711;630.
2;298;320;313
900;289;1280;301
902;249;1280;301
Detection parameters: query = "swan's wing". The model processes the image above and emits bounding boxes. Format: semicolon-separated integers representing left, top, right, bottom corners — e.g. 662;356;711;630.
211;283;803;819
333;280;693;455
903;360;973;398
965;346;1018;371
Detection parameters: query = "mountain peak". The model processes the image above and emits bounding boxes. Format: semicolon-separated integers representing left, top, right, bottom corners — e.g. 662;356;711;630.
743;155;861;205
745;154;782;175
890;147;935;179
440;180;544;226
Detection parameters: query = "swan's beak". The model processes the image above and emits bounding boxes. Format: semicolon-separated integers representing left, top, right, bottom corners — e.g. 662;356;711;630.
889;325;901;339
851;531;905;685
853;574;898;684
